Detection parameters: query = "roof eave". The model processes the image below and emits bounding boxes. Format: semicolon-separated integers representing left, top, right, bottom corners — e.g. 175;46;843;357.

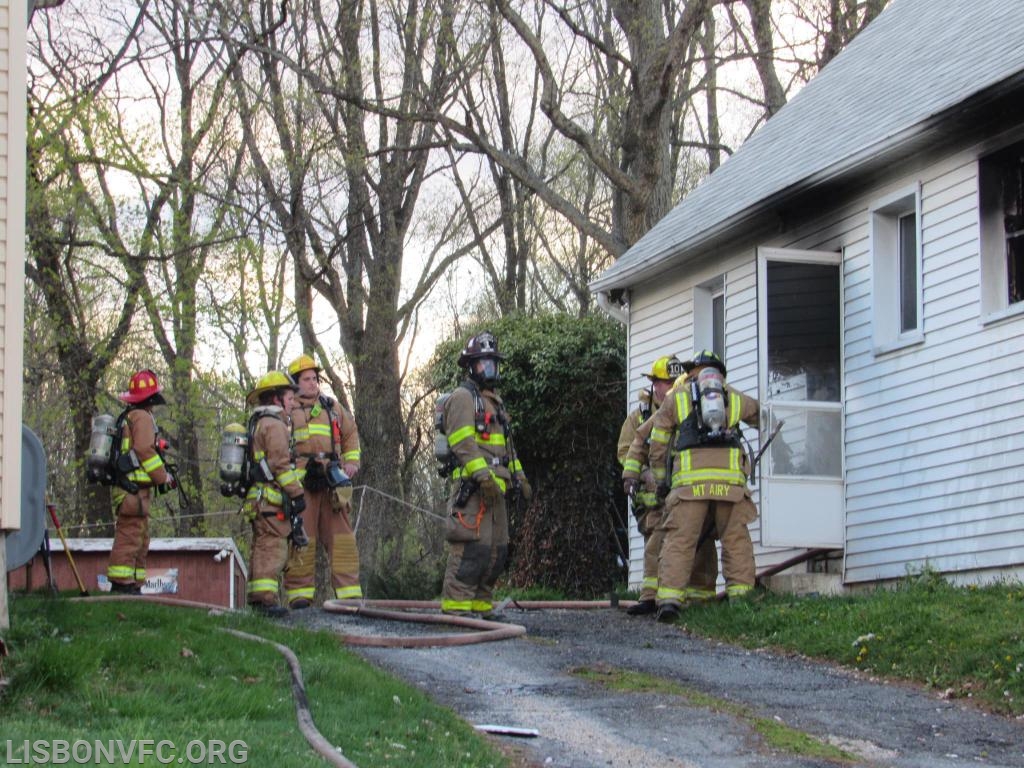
590;125;930;294
591;69;1024;295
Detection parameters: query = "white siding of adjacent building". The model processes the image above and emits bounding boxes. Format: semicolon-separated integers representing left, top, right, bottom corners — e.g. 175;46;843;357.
624;139;1024;588
1;0;27;631
1;1;27;532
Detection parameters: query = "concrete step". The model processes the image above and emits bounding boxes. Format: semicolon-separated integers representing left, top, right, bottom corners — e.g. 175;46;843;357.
762;572;845;597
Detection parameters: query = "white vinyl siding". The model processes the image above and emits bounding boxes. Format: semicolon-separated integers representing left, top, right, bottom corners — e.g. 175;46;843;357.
1;1;26;532
844;152;1024;583
753;150;1024;585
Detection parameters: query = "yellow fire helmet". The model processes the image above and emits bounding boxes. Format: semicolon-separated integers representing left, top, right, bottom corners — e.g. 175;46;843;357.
644;355;685;383
287;353;320;377
246;370;298;406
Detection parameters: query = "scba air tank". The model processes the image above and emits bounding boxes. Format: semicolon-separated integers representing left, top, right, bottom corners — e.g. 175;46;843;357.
218;423;248;485
433;392;453;468
697;368;727;435
86;413;117;482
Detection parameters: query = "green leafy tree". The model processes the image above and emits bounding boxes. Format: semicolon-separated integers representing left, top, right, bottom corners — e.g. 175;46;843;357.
430;313;626;597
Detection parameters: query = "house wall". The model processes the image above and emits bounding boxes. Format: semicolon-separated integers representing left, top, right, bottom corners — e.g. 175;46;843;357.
828;146;1024;584
625;133;1024;587
1;0;27;534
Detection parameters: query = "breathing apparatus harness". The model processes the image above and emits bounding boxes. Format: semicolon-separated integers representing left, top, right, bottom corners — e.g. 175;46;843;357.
434;379;521;512
656;369;754;501
297;394;350;492
674;368;744;451
86;407;134;492
639;395;652;425
87;406;173;494
219;408;309;547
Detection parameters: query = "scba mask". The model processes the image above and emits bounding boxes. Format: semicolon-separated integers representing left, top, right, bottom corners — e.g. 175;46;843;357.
472;357;500;387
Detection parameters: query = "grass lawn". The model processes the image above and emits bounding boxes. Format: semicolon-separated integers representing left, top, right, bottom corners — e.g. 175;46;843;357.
674;570;1024;716
1;595;510;768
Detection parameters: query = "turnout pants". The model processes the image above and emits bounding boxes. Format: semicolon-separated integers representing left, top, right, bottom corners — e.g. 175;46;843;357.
284;487;361;605
107;487;153;587
639;506;718;602
442;488;508;614
657;492;757;609
248;510;291;607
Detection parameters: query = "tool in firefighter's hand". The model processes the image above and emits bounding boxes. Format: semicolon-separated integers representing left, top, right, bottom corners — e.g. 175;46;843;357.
750;419;785;485
285;495;309;548
47;503;88;596
156;461;179;496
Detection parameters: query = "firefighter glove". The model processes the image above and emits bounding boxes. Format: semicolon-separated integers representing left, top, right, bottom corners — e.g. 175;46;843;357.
640;469;655;490
156;475;177;495
479;476;503;506
623;478;638;496
518;477;533;502
290;495;306;515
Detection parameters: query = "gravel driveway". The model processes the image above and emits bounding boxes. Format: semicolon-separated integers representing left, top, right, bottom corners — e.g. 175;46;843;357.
287;605;1024;768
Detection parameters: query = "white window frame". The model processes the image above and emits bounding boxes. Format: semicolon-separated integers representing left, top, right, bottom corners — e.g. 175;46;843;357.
693;275;725;358
870;184;923;355
978;139;1024;324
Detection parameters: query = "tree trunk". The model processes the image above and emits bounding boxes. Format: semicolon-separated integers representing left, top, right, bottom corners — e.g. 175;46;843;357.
744;0;787;117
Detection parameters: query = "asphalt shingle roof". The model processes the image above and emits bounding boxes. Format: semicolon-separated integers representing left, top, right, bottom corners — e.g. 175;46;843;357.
591;0;1024;292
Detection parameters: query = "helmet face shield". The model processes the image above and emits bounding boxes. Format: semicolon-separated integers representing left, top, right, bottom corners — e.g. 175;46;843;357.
472;357;500;387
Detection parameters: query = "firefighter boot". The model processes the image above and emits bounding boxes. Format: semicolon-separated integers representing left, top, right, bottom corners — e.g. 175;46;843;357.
626;599;657;616
251;603;288;619
655;604;681;624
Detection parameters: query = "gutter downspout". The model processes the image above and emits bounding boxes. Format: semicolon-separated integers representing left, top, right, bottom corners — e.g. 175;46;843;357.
595;290;628;325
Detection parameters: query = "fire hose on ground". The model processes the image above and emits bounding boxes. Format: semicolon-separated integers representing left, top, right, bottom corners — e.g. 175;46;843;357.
63;542;833;768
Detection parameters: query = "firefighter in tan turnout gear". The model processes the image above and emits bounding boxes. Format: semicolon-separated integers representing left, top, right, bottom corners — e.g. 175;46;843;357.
284;354;363;607
646;351;760;623
620;356;719;615
440;331;530;618
244;371;306;617
106;369;174;594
